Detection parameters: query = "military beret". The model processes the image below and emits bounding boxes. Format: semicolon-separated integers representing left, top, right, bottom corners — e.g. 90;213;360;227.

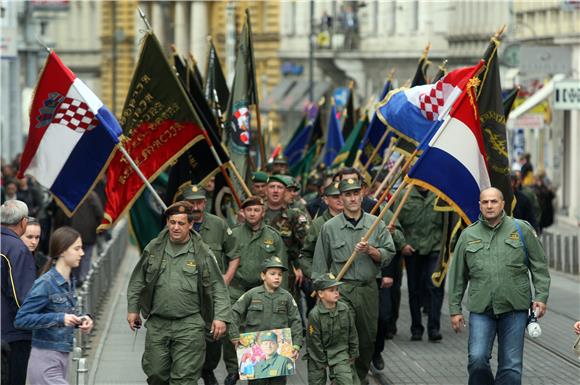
313;273;344;291
241;196;264;209
181;184;206;200
164;201;194;217
324;182;341;197
252;171;269;184
273;154;288;165
338;178;362;193
257;331;279;343
261;256;288;272
267;174;290;187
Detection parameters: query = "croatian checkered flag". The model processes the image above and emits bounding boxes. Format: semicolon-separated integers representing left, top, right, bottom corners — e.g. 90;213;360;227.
18;51;122;216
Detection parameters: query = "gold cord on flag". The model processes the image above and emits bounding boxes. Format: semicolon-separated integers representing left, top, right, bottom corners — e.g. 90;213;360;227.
466;77;481;120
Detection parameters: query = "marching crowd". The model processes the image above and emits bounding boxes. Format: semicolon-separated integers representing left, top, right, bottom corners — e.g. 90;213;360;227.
0;152;557;385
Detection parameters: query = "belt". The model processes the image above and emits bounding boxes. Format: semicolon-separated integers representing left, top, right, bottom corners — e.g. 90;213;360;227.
341;279;372;287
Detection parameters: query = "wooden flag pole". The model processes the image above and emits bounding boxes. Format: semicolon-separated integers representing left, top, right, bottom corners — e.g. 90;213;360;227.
370;137;399;190
388;183;414;227
255;104;266;170
372;154;404;201
335;180;408;281
361;129;390;174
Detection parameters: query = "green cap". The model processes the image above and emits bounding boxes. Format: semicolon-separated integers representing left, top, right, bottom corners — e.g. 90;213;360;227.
181;185;206;200
324;182;341;196
313;273;344;291
261;256;288;272
252;171;269;184
338;178;362;193
257;331;279;343
267;174;290;187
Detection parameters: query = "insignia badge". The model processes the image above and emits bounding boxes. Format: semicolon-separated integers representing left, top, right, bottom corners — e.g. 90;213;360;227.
287;363;293;370
178;206;185;213
467;239;482;245
227;228;233;236
334;182;339;189
185;260;196;267
309;324;314;335
274;256;281;263
191;185;198;192
269;370;278;376
347;178;355;184
509;232;520;240
264;239;274;245
233;106;251;145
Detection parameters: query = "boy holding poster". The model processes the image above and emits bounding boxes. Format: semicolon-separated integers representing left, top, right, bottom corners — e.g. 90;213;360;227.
306;273;359;385
231;256;302;384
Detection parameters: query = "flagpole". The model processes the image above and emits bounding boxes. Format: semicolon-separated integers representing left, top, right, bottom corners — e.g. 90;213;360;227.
388;184;414;227
255;104;266;170
372;151;404;200
118;145;167;211
361;129;390;174
370;136;398;190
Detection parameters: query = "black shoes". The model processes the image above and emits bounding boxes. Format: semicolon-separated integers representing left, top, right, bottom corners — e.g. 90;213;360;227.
201;370;218;385
224;372;239;385
428;332;443;342
372;354;385;370
385;332;394;340
411;334;422;341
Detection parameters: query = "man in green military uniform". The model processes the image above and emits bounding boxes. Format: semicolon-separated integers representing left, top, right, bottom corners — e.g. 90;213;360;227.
264;175;310;300
251;171;269;200
223;197;288;385
312;178;395;384
253;332;295;379
300;182;343;313
394;186;445;341
272;154;289;175
231;257;302;385
182;185;239;385
284;176;309;215
448;187;550;385
307;273;359;385
126;201;232;385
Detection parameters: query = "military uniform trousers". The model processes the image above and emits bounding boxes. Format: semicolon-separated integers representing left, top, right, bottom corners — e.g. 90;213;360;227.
307;359;359;385
143;313;206;385
339;281;378;384
222;283;247;374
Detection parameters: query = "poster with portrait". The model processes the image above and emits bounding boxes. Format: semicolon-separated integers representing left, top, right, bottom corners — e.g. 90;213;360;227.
236;328;295;380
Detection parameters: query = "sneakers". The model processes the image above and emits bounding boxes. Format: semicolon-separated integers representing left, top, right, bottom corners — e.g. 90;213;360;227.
224;372;239;385
201;370;218;385
372;354;385;371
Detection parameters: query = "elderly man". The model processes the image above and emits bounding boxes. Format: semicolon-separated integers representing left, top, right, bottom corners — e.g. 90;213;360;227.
448;187;550;385
126;201;232;385
312;178;395;384
1;200;36;385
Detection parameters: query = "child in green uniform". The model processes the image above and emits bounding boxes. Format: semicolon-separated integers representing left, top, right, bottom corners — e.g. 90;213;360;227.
306;274;360;385
231;256;303;385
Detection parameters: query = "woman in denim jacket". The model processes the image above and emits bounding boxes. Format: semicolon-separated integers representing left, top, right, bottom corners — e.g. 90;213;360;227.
15;226;94;384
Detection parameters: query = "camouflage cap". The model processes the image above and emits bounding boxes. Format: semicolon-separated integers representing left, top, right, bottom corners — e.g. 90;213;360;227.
257;330;279;343
164;201;194;217
313;273;344;291
261;256;288;272
324;182;341;197
181;184;206;200
241;196;264;209
267;174;290;187
338;178;362;193
252;171;269;184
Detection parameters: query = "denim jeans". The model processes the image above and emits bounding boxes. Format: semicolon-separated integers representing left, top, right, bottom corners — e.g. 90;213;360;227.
405;251;444;336
468;310;527;385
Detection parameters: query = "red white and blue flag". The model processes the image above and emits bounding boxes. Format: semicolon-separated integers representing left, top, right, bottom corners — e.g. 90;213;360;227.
405;61;491;224
18;51;122;216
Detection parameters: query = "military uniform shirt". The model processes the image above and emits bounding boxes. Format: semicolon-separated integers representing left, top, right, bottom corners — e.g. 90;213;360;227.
265;206;311;269
230;285;303;349
300;209;334;278
395;188;443;255
312;212;395;282
254;353;294;378
306;301;358;368
197;212;238;273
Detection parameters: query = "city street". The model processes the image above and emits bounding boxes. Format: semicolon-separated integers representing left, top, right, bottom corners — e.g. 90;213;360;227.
86;244;580;385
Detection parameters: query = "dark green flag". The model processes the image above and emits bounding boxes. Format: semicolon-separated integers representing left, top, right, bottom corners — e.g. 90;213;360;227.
503;87;519;120
342;84;355;138
204;39;230;124
477;37;514;215
411;54;430;86
432;59;447;83
226;8;258;192
333;114;368;168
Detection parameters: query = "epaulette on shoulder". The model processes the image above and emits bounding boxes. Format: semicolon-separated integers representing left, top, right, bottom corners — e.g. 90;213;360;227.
465;220;480;229
264;224;282;236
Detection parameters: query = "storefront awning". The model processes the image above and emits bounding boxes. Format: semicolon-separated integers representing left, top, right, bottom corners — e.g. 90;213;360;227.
508;74;565;125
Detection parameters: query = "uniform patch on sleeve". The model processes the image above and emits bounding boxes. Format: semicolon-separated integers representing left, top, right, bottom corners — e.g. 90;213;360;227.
227;228;233;236
509;232;520;240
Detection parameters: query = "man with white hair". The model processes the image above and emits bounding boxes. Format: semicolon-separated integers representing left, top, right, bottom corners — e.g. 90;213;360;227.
1;200;36;385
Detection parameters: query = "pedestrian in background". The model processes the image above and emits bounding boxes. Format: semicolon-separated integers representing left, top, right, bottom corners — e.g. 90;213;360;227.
14;226;94;385
1;200;36;385
20;217;48;275
448;187;550;385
